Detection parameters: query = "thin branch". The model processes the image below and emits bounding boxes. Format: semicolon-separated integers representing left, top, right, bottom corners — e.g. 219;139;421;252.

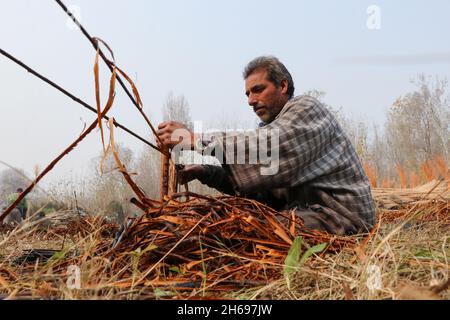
54;0;163;148
0;47;162;154
0;119;98;222
1;65;118;223
0;160;57;202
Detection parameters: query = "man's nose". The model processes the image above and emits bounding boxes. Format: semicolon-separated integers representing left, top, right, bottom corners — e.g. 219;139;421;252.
248;94;258;107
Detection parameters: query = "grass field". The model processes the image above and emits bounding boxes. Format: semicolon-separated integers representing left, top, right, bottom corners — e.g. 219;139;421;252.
0;180;448;300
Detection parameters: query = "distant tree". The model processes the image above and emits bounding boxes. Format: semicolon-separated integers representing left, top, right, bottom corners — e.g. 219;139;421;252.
366;124;389;182
135;92;196;200
134;147;160;200
384;74;449;170
93;143;135;177
304;89;327;101
162;92;193;128
333;109;369;160
161;91;217;195
89;143;137;216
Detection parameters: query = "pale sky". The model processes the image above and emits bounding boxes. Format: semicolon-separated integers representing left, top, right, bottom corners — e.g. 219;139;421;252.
1;0;449;186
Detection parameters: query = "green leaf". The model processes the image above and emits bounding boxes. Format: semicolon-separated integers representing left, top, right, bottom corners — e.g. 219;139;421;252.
141;244;157;254
414;249;433;259
283;239;327;290
154;288;176;299
299;243;327;266
414;249;445;260
51;251;66;260
169;266;182;274
46;250;67;266
284;236;302;288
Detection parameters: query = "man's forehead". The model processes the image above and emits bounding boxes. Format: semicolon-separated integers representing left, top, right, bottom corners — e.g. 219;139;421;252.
245;69;269;87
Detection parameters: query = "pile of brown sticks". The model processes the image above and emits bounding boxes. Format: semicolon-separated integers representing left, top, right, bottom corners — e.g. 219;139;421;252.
379;199;449;225
375;179;449;224
39;216;118;240
0;198;356;296
372;179;449;210
105;193;356;291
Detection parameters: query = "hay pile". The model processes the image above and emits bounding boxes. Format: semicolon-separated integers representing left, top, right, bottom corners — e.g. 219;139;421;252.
107;194;355;292
374;179;449;224
0;179;448;299
0;192;358;299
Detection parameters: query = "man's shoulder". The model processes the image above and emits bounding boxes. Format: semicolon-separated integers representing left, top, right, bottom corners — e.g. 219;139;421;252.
279;94;329;119
292;94;321;104
294;95;328;110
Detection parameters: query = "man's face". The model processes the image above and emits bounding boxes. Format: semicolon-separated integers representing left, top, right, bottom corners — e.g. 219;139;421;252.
245;69;289;123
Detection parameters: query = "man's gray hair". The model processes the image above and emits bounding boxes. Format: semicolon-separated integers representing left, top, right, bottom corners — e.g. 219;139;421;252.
243;56;295;99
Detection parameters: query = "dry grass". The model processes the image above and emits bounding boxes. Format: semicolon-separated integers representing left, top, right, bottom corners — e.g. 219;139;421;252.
244;218;448;300
0;182;448;300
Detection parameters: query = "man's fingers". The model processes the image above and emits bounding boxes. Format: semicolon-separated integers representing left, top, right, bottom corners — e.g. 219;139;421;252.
158;120;179;130
177;166;198;185
178;165;206;185
159;134;171;145
157;121;192;150
177;170;192;185
158;121;169;130
157;127;169;136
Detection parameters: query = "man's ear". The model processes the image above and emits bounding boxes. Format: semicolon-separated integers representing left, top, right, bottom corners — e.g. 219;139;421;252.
280;79;289;95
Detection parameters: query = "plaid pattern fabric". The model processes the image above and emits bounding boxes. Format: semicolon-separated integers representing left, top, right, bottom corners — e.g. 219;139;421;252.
202;95;376;230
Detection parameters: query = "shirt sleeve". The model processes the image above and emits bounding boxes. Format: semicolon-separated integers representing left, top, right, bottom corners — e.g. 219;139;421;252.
214;97;343;194
197;165;236;195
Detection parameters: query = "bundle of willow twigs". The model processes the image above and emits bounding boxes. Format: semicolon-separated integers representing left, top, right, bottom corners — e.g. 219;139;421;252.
103;193;356;291
39;215;118;240
374;179;449;224
0;197;356;297
372;179;449;210
379;199;449;225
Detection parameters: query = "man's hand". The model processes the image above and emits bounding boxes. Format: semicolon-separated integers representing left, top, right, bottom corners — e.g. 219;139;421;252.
157;121;195;150
177;165;206;185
